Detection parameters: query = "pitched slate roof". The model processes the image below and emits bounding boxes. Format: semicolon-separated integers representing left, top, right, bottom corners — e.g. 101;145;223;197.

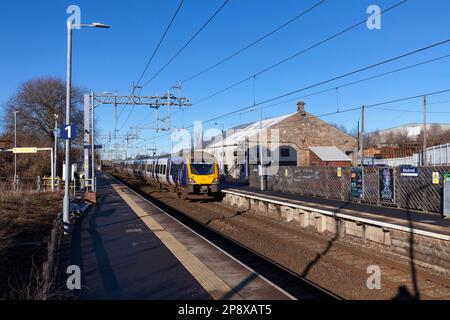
205;112;297;148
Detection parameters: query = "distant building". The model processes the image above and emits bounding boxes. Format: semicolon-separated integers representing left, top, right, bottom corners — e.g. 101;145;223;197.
374;123;450;144
204;101;357;178
363;145;422;159
0;139;12;149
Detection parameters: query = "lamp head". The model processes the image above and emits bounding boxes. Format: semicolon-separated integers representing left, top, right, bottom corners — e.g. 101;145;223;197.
91;22;110;29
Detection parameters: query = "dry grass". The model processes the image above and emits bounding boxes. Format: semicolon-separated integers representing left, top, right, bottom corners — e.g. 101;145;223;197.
0;190;63;299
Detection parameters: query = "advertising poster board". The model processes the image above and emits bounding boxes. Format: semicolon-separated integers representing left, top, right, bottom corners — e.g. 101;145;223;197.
379;167;395;204
350;167;363;200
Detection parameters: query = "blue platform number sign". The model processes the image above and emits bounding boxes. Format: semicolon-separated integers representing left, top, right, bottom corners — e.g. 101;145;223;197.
60;125;76;140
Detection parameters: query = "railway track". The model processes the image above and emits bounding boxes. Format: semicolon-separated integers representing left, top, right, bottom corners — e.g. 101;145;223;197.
113;173;450;300
112;173;340;300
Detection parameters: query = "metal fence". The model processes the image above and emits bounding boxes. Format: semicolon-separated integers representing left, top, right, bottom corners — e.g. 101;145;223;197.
0;177;42;192
426;143;450;166
0;176;82;192
361;143;450;167
249;165;450;214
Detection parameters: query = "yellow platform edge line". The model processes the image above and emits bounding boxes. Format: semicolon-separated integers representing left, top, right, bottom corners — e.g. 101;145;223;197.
110;183;242;300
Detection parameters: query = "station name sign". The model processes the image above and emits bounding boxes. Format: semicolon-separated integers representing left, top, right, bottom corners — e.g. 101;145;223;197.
399;165;419;177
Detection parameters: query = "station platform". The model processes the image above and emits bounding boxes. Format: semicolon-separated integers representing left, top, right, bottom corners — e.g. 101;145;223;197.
221;184;450;240
59;173;295;300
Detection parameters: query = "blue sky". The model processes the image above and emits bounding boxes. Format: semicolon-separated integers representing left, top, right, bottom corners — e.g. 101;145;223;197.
1;0;449;155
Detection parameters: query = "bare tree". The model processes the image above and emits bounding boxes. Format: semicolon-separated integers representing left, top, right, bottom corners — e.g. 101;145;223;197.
0;77;86;177
393;128;410;147
1;77;84;145
367;130;381;147
417;124;450;148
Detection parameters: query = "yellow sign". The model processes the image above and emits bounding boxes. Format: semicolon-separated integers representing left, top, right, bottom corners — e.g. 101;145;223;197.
12;147;38;154
432;172;440;185
337;167;342;177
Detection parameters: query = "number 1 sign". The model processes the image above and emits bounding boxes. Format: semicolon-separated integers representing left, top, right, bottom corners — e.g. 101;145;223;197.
60;125;77;140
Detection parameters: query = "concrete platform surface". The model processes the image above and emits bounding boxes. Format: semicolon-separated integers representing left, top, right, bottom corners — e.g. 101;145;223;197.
59;174;292;300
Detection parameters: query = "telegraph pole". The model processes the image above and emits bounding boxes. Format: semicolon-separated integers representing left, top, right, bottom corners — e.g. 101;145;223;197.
357;120;360;153
360;105;365;168
259;108;264;191
423;95;427;166
360;105;365;200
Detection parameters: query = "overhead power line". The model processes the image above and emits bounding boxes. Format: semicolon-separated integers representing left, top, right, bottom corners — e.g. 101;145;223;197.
182;0;328;83
136;0;185;86
161;40;450;135
371;106;450;114
199;38;450;124
133;88;450;149
122;0;230;132
192;0;409;106
118;0;185;129
215;52;450;118
140;0;232;90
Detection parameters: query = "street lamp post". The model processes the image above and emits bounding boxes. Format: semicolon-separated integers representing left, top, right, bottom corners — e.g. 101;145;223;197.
91;92;95;192
13;110;19;190
63;20;110;235
54;114;58;186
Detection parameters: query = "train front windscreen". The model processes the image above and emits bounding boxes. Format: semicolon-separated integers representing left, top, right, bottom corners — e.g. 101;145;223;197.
190;163;214;175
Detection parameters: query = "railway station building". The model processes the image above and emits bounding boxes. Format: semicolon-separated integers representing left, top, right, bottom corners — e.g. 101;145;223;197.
204;101;357;178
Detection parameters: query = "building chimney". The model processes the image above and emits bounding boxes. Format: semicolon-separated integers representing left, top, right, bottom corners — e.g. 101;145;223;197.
297;101;306;115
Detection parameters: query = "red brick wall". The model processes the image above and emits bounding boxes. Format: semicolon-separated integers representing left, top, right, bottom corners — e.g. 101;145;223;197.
272;111;358;166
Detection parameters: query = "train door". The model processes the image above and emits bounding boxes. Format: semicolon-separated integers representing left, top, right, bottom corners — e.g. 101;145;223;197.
155;159;160;183
166;159;171;185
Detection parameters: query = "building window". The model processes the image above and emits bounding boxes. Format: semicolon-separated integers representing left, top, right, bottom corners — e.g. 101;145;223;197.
281;147;290;157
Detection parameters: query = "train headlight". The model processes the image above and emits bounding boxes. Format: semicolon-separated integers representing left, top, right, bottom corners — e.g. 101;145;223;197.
212;178;219;184
188;178;196;184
